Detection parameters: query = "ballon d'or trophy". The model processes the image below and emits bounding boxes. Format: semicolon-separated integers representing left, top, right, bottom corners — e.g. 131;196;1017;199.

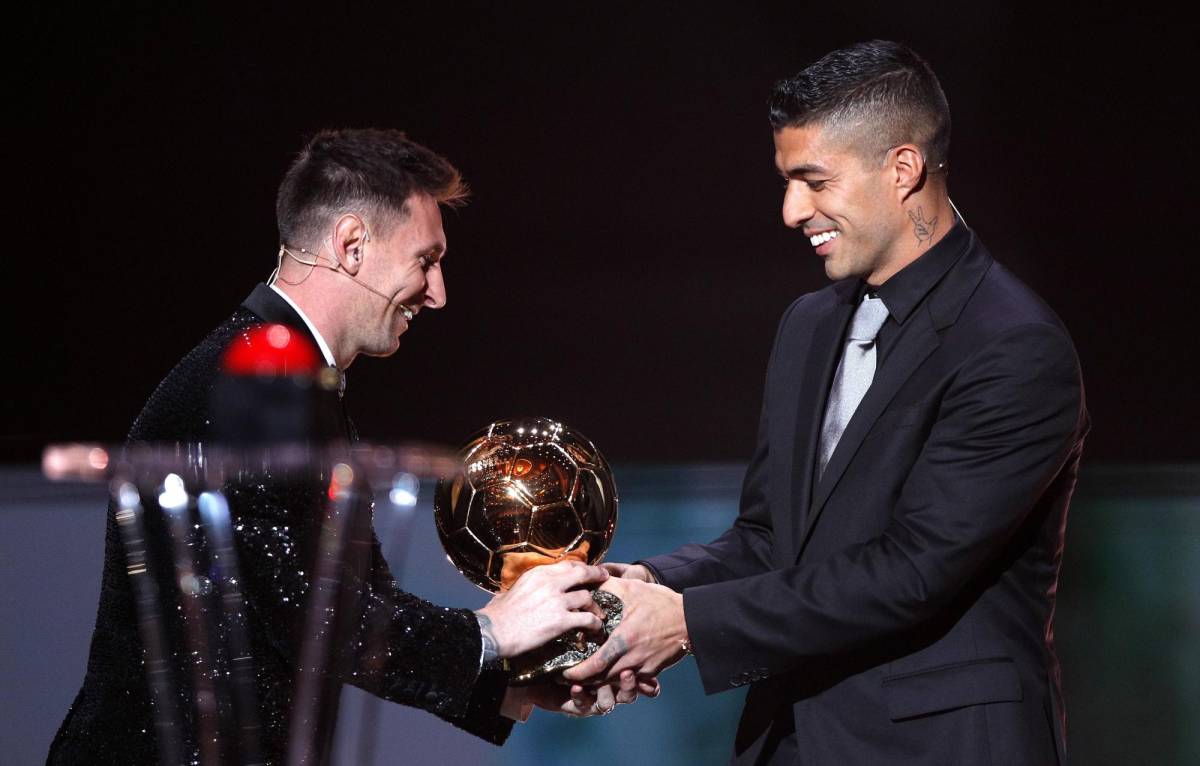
434;417;620;683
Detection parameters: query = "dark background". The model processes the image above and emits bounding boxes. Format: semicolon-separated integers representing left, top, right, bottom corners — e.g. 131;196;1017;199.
10;3;1197;462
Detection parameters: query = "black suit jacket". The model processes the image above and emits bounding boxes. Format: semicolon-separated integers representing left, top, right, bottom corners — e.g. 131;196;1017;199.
49;284;512;765
645;225;1087;765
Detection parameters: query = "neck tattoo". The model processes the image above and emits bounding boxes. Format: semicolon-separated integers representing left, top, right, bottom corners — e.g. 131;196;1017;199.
907;205;939;248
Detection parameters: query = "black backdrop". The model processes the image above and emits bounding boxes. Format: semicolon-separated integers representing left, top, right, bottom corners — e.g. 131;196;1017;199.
10;3;1197;462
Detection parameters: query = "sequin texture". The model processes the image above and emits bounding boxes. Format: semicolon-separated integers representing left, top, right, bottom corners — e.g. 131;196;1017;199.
48;286;513;765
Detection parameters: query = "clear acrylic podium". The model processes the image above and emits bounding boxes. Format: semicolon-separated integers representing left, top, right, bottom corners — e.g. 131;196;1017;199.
43;441;458;766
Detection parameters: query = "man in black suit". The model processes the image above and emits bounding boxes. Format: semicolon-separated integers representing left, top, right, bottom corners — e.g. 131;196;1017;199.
567;41;1088;765
49;129;646;765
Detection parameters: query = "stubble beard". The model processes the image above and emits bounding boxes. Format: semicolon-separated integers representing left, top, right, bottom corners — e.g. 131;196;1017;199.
830;220;898;284
824;237;863;282
353;300;403;359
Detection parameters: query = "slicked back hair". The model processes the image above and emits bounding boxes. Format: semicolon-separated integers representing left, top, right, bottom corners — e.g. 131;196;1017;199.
276;128;468;248
769;40;951;170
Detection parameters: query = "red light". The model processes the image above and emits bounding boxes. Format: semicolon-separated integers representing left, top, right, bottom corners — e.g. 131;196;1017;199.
221;323;322;377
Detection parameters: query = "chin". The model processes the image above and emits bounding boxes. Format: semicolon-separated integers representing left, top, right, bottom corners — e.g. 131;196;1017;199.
363;339;402;359
824;261;850;281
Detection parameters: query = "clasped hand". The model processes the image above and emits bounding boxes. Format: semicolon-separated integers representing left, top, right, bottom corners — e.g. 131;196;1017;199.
476;560;662;719
561;563;689;689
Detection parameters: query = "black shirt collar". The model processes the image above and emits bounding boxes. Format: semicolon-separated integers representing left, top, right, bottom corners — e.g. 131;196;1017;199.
861;217;971;325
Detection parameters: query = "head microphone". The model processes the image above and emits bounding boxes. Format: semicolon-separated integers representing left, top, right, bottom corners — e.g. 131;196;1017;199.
268;229;415;318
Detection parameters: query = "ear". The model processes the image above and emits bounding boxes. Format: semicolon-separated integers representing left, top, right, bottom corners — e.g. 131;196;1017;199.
890;144;926;201
331;214;370;275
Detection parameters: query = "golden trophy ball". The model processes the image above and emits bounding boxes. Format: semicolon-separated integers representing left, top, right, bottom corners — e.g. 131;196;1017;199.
434;417;620;683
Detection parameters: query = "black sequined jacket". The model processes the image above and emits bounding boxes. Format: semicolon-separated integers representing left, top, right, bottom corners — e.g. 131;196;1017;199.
48;284;513;765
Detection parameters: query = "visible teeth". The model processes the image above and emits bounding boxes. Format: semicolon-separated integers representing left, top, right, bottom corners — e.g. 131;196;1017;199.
809;231;840;247
400;307;414;321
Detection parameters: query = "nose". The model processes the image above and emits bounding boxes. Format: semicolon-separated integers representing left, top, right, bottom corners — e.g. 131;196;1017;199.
781;182;814;229
424;266;447;309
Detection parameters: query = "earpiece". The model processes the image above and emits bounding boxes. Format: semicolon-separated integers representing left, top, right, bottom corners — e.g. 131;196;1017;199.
272;215;382;290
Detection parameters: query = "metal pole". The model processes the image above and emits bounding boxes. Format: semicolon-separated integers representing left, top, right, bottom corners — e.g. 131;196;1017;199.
112;479;187;766
198;490;265;765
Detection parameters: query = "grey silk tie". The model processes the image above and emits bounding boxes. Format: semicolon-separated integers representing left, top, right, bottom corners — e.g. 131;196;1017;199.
818;293;890;478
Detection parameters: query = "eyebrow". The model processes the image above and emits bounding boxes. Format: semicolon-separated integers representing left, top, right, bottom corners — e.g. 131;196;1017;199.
779;162;828;177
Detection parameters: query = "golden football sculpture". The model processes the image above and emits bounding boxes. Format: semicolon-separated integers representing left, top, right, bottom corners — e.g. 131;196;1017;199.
433;417;620;682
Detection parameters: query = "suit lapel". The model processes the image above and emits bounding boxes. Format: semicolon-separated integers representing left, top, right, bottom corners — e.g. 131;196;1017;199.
793;229;993;557
242;283;308;331
787;285;856;554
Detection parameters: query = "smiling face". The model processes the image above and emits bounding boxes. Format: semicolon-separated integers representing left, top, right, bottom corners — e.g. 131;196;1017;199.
350;193;448;359
774;123;909;285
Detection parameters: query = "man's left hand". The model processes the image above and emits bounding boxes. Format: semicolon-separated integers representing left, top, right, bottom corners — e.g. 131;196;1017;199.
561;577;689;684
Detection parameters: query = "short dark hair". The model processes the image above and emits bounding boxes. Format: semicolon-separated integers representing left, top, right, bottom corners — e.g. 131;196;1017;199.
275;128;468;247
768;40;950;169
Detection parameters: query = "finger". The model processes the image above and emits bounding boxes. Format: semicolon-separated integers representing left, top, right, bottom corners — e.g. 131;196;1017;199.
562;590;608;626
576;566;609;590
615;670;638;705
562;563;609;588
581;597;607;622
563;651;609;683
564;630;628;682
596;576;631;599
523;559;581;585
602;562;653;582
563;589;596;610
602;654;640;683
566;684;595;717
563;610;604;634
569;684;594;706
594;683;616;714
637;677;661;697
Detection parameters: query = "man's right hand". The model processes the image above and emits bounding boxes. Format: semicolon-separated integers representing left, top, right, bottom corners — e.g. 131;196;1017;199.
503;670;662;721
474;561;609;659
601;562;655;583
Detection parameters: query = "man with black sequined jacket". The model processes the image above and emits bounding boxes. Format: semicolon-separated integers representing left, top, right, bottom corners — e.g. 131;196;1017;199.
48;129;641;765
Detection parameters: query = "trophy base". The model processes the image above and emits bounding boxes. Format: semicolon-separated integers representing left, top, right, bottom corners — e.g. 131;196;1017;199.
508;589;623;685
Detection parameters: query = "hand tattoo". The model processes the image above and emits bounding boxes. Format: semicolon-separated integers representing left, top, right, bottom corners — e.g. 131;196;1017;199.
599;634;628;665
908;206;938;247
475;612;501;662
